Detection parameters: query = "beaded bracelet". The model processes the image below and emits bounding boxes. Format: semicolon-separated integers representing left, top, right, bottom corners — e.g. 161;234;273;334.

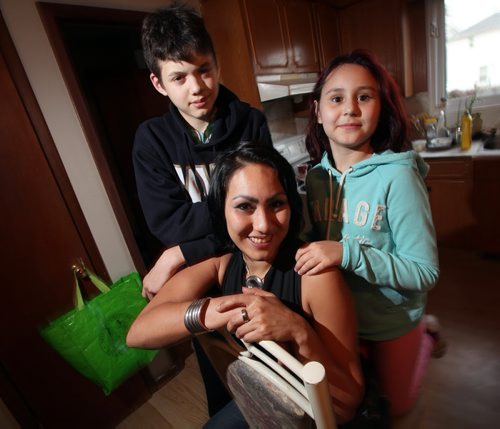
184;297;211;335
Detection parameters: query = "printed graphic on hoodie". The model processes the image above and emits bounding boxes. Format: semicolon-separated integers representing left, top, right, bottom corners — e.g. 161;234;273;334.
173;163;214;202
310;197;386;233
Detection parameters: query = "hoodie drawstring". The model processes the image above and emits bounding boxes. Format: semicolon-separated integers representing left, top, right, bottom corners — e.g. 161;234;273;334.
183;134;208;201
326;170;333;240
326;167;351;240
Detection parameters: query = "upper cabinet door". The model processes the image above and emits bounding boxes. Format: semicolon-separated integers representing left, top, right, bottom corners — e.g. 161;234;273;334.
283;0;320;72
201;0;262;108
405;0;428;94
338;0;404;89
313;2;341;69
243;0;290;73
243;0;320;74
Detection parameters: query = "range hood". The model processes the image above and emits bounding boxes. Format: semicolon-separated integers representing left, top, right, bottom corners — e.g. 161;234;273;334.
256;73;318;102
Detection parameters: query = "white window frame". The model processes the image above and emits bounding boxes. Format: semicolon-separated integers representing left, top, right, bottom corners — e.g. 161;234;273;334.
426;0;500;122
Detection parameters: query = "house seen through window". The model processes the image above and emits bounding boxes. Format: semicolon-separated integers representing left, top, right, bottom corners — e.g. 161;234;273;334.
445;0;500;100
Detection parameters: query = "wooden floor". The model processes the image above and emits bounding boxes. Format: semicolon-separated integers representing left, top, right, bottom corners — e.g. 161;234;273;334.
117;247;500;428
117;352;208;429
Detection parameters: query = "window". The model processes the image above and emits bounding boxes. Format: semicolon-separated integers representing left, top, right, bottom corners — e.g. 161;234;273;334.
479;66;489;86
428;0;500;114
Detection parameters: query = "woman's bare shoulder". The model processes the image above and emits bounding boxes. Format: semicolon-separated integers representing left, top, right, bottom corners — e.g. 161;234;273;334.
301;268;349;313
217;253;233;284
301;267;345;289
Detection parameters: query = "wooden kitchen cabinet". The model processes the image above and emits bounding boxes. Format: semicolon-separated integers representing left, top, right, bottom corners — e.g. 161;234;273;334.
312;1;341;69
425;157;476;248
202;0;425;108
338;0;404;88
472;157;500;253
201;0;262;108
242;0;320;74
424;156;500;253
337;0;427;95
202;0;322;106
403;0;427;94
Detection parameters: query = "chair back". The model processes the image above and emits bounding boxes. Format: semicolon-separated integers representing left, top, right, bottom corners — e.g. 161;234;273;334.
227;340;337;429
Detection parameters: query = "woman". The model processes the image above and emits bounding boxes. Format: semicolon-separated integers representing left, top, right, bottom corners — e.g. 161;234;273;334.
127;142;363;423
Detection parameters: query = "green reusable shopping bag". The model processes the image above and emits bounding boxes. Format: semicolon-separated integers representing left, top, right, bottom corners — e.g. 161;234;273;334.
40;268;158;395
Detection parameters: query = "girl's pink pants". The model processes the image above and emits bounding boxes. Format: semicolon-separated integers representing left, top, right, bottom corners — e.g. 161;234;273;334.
360;321;434;416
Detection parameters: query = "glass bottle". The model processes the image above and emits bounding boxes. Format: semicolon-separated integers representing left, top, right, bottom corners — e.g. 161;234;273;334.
424;117;437;145
460;111;472;151
436;98;449;138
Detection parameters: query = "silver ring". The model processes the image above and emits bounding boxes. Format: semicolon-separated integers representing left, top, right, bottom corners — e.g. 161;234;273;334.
241;308;249;323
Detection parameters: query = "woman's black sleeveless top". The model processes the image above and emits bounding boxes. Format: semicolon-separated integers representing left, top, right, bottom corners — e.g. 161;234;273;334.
221;241;304;317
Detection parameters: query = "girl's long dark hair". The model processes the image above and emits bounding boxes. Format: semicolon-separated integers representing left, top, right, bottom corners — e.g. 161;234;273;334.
305;49;411;163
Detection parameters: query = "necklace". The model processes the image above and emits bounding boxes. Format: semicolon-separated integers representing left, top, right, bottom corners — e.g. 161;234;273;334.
245;274;264;289
243;262;270;289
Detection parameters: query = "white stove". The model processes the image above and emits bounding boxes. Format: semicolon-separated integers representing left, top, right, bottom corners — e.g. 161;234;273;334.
273;134;310;170
273;134;312;231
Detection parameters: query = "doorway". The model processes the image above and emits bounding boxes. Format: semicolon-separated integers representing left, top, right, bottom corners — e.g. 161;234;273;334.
38;3;169;270
0;10;153;427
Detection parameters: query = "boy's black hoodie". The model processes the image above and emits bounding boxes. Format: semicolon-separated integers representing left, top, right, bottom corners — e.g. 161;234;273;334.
133;85;272;265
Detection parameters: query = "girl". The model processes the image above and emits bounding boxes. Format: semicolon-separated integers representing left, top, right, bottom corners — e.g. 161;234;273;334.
295;50;441;417
127;142;363;424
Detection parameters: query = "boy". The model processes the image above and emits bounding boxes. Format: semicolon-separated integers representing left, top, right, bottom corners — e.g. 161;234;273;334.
134;3;272;299
133;3;271;418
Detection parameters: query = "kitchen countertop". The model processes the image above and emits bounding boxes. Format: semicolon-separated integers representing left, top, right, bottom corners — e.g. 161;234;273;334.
419;141;500;158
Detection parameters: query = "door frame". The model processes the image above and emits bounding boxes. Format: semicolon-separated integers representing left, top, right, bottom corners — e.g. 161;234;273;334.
36;2;148;274
0;11;110;427
0;11;106;278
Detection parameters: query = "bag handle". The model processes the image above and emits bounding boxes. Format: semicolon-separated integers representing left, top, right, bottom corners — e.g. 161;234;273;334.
72;260;111;311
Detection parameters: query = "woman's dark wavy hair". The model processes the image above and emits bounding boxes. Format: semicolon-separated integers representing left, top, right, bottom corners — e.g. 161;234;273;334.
305;49;411;163
208;141;303;251
142;2;217;79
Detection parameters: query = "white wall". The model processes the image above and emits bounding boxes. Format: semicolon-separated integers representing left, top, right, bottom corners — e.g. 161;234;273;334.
0;0;198;279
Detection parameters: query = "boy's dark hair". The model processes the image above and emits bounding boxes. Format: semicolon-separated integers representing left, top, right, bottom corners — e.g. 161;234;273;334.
305;49;411;163
208;141;303;251
141;2;217;79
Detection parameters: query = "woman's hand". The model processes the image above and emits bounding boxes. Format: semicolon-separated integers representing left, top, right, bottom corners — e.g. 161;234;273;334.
295;241;343;275
216;288;305;343
142;245;186;300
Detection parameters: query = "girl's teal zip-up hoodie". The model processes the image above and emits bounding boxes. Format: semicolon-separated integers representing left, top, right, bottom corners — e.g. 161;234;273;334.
305;150;439;341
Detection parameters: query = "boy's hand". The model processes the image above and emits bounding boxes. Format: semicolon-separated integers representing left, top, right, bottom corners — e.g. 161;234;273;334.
294;241;343;275
142;245;185;300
